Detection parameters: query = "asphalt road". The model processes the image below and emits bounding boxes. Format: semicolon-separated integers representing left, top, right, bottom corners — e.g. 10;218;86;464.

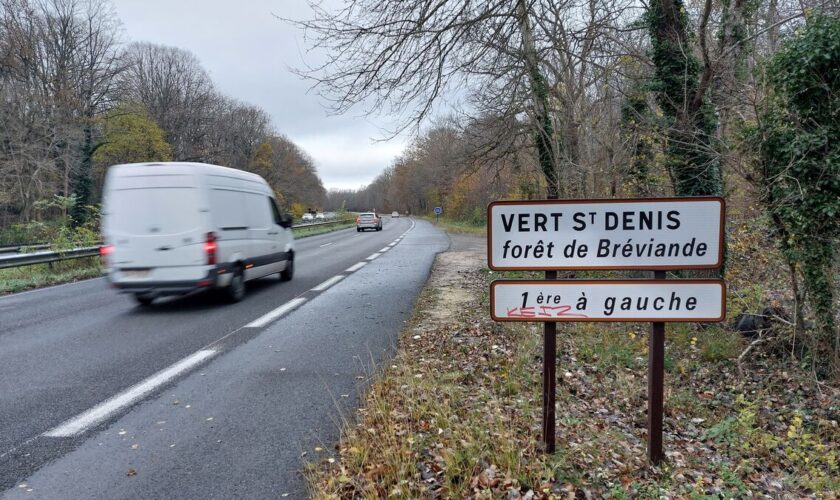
0;218;449;497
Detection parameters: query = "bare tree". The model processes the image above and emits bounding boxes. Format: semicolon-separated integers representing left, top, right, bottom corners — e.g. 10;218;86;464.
291;0;572;196
0;0;122;223
204;97;272;168
118;42;216;162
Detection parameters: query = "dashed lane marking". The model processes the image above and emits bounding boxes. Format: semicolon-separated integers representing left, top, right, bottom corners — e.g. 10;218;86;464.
311;275;345;292
345;262;367;273
244;297;307;328
43;349;217;437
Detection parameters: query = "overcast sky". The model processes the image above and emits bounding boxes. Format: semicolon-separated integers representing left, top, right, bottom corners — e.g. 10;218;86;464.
110;0;407;191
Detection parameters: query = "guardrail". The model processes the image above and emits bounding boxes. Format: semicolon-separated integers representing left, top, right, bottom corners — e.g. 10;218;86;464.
0;246;100;270
0;219;357;270
0;243;50;254
292;218;355;229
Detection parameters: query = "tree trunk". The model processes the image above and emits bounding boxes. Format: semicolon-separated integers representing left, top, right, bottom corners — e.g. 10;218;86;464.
517;0;559;199
71;122;94;226
801;248;839;380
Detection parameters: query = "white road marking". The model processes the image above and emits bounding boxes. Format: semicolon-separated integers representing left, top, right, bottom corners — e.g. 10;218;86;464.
319;242;335;248
345;262;367;273
25;218;419;443
379;247;390;253
43;350;217;437
245;297;307;328
312;275;345;292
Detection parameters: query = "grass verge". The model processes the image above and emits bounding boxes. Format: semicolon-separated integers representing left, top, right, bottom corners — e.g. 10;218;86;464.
0;256;102;295
422;216;486;236
306;240;838;498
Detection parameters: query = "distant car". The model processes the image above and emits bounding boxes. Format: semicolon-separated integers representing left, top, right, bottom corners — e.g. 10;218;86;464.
391;211;400;218
301;213;314;222
315;212;325;221
356;212;382;232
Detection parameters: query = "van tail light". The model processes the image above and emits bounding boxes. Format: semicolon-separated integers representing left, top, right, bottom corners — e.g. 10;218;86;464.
99;244;113;265
204;232;218;265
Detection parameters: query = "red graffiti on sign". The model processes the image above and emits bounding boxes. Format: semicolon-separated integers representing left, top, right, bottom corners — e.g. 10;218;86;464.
505;305;588;319
507;306;536;318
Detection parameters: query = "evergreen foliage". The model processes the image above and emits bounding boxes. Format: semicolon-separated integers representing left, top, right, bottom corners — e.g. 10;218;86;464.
646;0;723;198
749;15;840;378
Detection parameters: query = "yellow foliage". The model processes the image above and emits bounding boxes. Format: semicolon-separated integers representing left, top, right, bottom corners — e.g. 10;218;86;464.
250;142;273;173
290;202;306;219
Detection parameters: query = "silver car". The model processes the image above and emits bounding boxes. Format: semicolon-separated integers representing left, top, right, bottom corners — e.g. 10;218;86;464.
356;212;382;231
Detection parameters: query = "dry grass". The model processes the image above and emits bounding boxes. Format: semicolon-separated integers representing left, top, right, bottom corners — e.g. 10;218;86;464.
306;241;839;498
423;217;486;237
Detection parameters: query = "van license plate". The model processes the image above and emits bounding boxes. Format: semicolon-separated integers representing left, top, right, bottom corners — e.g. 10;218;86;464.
122;270;150;280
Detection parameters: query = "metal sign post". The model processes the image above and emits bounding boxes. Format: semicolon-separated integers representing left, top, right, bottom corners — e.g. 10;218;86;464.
434;206;442;223
648;270;666;464
543;270;557;453
486;197;725;464
543;191;558;454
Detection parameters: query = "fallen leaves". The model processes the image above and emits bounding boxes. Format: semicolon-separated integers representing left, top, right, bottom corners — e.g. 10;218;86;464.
306;246;840;498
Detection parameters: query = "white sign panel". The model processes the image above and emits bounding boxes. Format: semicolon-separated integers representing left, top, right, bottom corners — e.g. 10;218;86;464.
491;280;726;322
488;197;724;270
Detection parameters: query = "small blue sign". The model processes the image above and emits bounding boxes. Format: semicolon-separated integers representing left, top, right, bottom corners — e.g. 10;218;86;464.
434;207;442;215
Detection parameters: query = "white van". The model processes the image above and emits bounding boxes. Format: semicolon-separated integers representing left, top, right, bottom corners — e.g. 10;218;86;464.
101;162;295;305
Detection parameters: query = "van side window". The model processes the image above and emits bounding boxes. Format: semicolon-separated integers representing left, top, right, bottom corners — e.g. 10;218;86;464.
210;189;249;229
269;198;283;226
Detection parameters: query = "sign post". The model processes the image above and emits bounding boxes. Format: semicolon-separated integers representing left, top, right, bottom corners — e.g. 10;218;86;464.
434;206;442;223
543;191;557;454
487;197;725;464
649;269;667;464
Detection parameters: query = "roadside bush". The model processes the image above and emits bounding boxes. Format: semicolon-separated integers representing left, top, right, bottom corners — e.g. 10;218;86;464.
748;14;840;379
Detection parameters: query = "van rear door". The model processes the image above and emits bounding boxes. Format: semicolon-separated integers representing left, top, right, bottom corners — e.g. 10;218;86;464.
104;178;207;269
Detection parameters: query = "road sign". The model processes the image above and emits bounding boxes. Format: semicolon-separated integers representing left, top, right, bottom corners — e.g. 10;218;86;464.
491;280;725;322
434;206;442;215
486;195;727;464
488;197;724;270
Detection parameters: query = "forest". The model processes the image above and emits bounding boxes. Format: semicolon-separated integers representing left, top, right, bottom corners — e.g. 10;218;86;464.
0;0;327;235
312;0;840;379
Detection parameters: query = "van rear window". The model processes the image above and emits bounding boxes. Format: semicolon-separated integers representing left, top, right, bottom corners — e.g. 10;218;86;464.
106;188;201;235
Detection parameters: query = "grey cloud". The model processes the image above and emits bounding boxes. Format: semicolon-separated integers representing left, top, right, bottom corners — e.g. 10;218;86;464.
111;0;401;190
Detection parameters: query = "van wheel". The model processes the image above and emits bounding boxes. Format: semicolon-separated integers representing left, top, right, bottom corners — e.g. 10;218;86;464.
280;254;294;281
225;268;246;302
134;294;154;306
